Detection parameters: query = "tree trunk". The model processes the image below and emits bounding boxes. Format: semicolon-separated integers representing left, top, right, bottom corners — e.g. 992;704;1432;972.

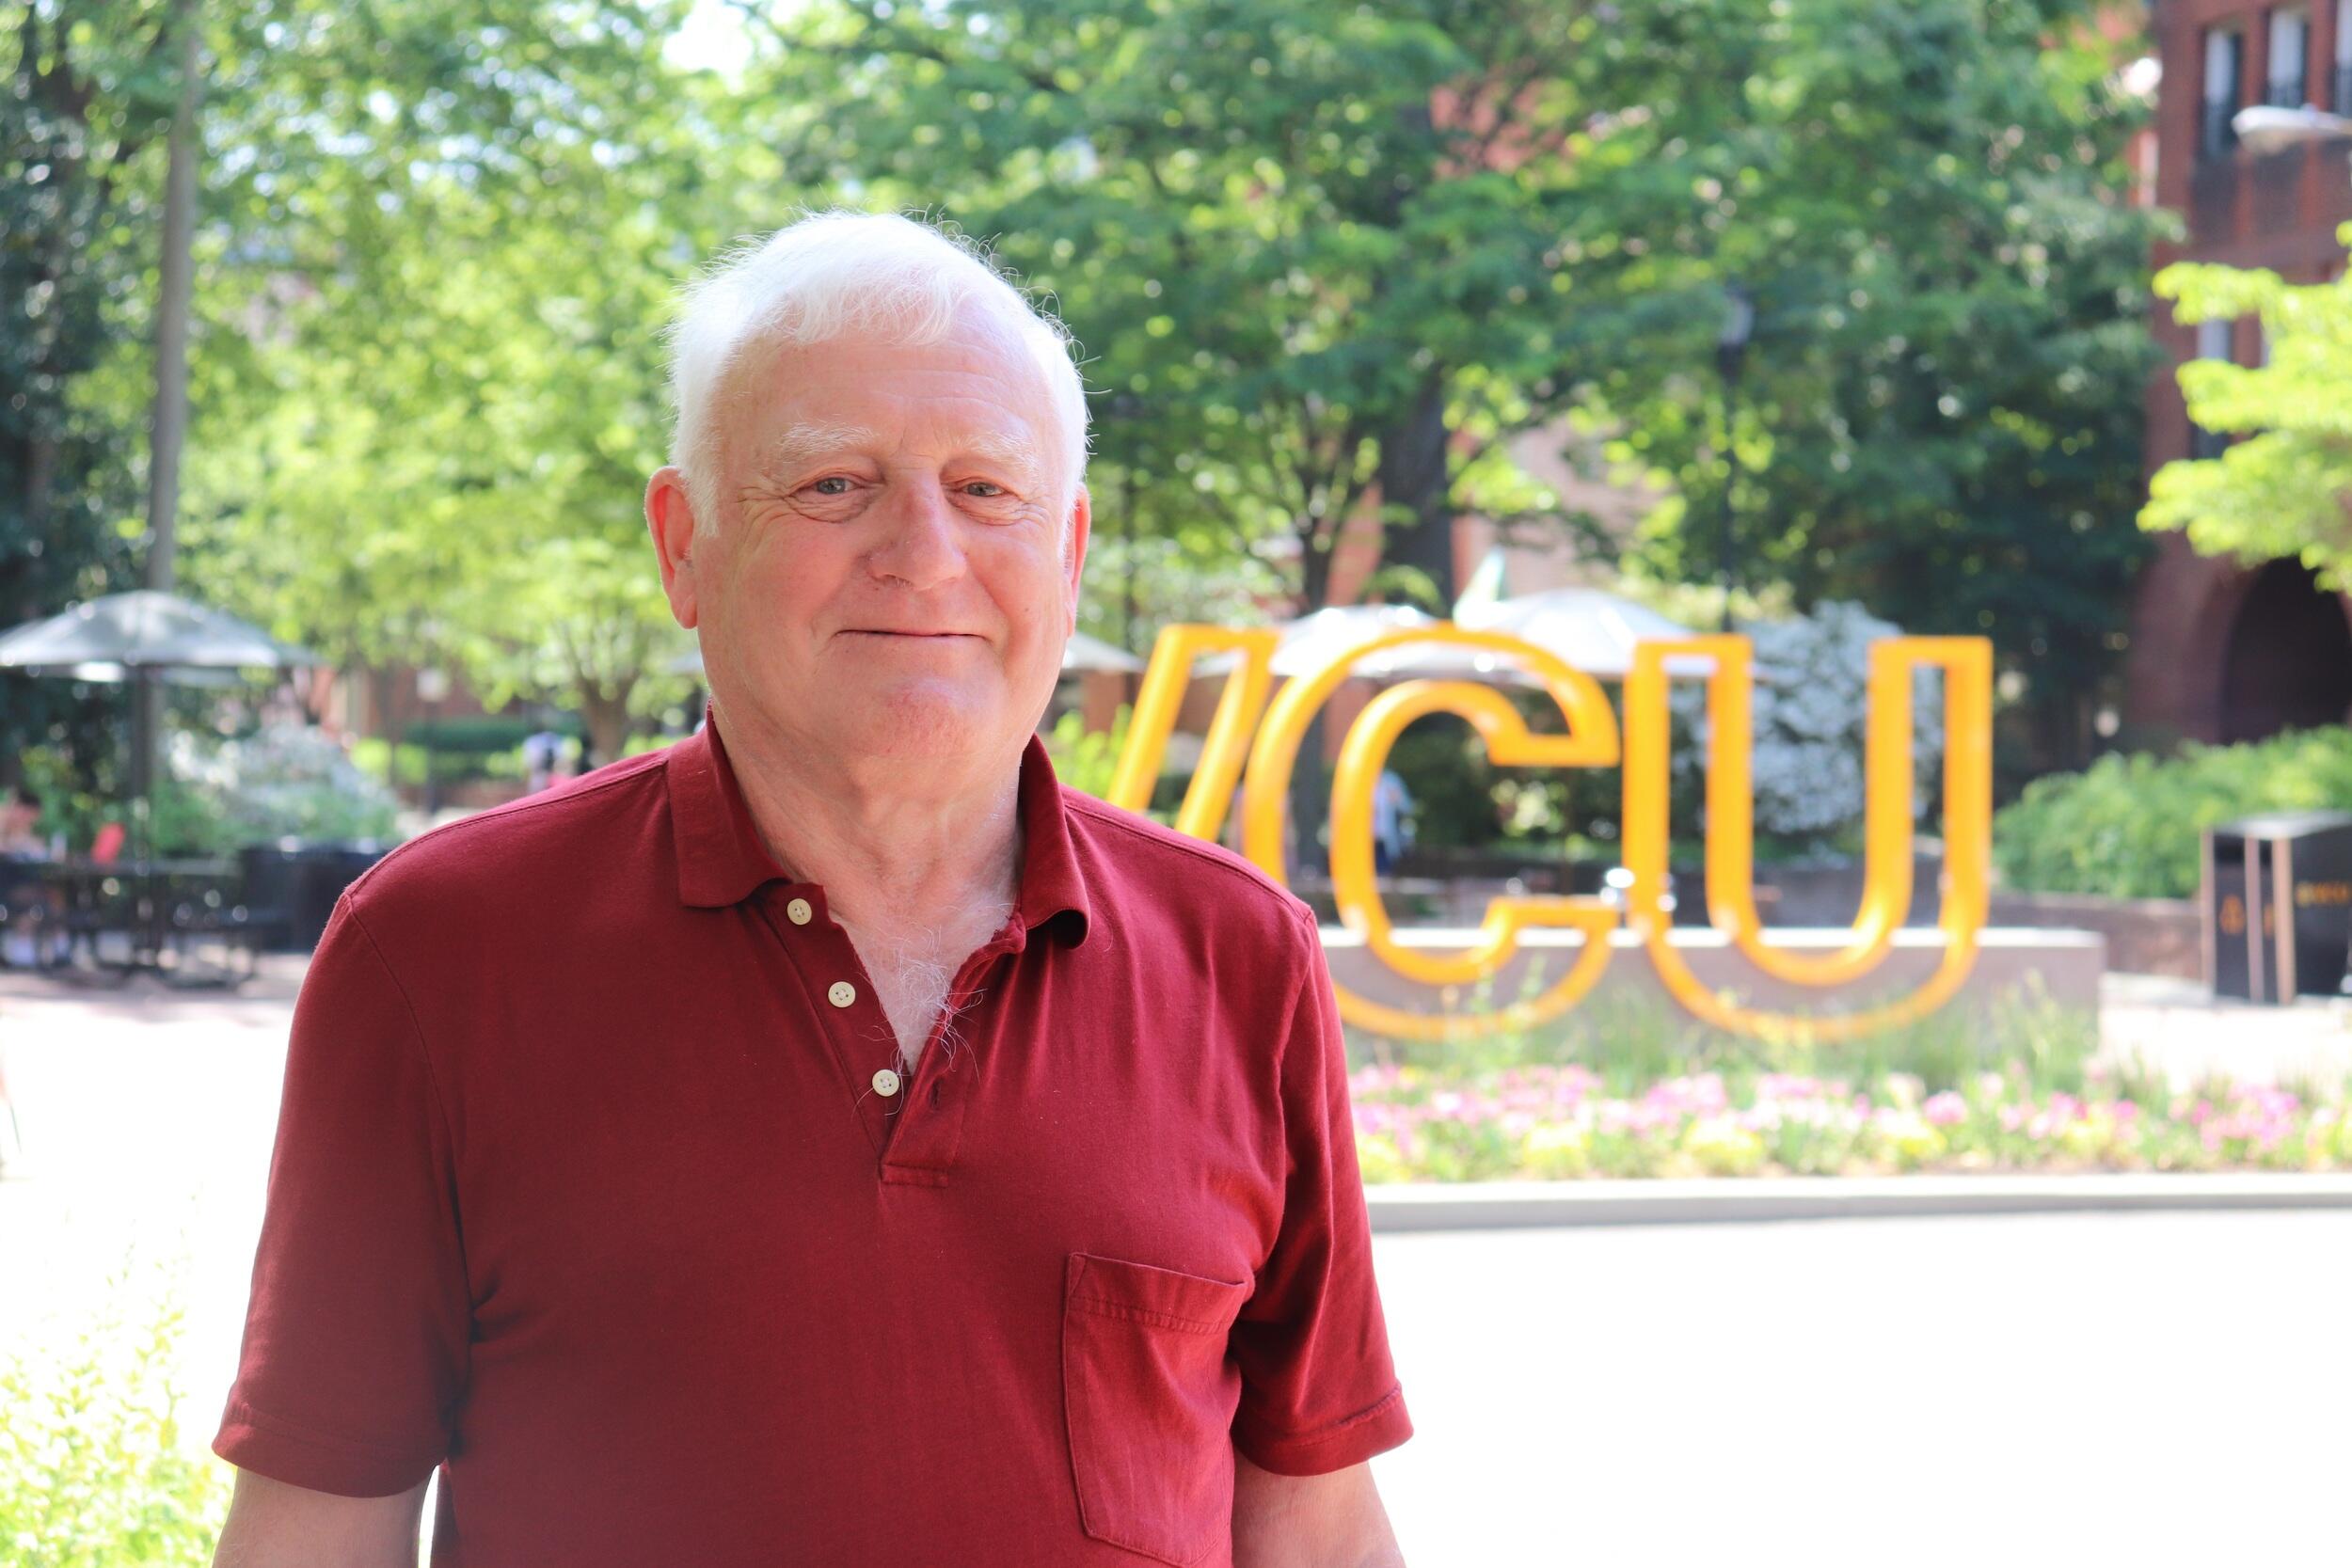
1375;370;1454;610
580;683;633;773
1299;523;1333;612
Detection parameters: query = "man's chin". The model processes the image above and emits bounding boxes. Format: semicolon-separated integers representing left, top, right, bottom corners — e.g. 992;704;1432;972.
827;685;1005;763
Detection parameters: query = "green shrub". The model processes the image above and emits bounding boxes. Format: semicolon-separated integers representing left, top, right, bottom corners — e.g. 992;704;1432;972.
351;736;529;789
0;1260;231;1566
169;723;401;849
1994;725;2352;898
398;713;577;755
1043;705;1131;802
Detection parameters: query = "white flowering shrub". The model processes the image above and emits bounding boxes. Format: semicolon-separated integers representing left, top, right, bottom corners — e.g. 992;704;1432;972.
168;721;402;848
1668;601;1945;842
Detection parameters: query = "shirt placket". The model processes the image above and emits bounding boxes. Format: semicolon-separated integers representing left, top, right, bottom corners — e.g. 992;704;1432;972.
755;882;1020;1186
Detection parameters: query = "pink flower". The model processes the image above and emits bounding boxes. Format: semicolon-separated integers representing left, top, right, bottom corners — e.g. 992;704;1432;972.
1923;1092;1968;1128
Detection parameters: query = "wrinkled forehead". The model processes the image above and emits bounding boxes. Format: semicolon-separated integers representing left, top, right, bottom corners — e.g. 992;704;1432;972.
720;301;1061;468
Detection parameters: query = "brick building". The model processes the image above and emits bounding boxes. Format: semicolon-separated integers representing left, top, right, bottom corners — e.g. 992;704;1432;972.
2130;0;2352;743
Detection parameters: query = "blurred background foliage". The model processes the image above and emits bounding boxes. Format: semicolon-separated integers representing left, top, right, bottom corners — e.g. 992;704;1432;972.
1994;724;2352;899
5;0;2167;831
2141;223;2352;595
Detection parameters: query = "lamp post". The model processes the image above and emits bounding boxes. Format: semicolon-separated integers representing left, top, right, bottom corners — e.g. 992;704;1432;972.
1714;282;1756;634
130;2;203;858
415;664;450;816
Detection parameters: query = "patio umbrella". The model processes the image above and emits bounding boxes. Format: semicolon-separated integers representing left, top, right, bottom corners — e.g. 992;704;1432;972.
667;629;1150;679
1061;631;1146;674
1455;588;1720;679
0;590;322;864
41;661;246;688
1200;605;1537;683
0;589;319;674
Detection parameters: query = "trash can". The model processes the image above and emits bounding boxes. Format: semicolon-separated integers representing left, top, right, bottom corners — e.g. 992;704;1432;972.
286;841;390;953
2204;811;2352;1003
234;842;303;952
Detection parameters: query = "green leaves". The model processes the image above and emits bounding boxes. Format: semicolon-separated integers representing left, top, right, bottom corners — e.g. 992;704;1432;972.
0;1253;229;1567
8;0;2169;784
159;2;723;750
738;0;2162;723
1994;725;2352;899
2144;225;2352;594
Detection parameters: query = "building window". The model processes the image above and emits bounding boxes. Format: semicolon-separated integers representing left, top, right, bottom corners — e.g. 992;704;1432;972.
2337;0;2351;111
2203;26;2246;155
2268;8;2310;107
2189;318;2233;459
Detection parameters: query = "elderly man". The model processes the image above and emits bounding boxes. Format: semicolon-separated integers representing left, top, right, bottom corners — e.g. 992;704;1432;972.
209;212;1412;1567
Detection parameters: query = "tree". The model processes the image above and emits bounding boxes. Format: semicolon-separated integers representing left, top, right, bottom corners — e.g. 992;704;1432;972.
2141;222;2352;591
10;0;2165;790
0;0;188;793
738;0;1623;612
162;0;737;764
1567;0;2169;780
740;0;2164;777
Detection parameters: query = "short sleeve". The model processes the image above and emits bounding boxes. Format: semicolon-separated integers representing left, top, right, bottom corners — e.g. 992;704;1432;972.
213;895;472;1497
1228;912;1413;1475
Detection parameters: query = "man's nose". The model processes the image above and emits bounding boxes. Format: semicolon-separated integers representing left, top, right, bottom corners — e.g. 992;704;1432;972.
863;477;966;591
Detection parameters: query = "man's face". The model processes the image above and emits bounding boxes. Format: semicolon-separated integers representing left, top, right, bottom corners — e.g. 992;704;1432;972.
651;308;1089;776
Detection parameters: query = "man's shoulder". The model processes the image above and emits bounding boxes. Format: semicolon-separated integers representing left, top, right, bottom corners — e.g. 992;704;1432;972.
342;747;675;934
1057;787;1317;948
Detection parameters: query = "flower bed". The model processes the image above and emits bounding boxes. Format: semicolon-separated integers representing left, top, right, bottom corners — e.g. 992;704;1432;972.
1350;1064;2351;1182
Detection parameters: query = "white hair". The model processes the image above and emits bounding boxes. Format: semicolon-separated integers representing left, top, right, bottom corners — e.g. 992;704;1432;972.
664;211;1090;538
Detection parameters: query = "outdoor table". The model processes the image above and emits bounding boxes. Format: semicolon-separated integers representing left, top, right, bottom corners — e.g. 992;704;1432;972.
35;855;250;985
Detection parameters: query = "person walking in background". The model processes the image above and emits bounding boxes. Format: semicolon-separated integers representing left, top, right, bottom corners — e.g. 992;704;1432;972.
519;728;565;793
1372;766;1415;875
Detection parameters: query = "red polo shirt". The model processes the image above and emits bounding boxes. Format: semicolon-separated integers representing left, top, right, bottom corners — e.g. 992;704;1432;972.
215;709;1411;1566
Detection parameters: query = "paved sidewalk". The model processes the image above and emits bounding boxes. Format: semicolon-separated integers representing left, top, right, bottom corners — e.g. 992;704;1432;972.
2100;972;2352;1089
1371;1212;2352;1564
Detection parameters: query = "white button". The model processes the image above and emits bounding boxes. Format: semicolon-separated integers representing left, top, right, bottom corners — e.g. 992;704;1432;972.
786;897;813;926
871;1068;901;1097
827;980;857;1008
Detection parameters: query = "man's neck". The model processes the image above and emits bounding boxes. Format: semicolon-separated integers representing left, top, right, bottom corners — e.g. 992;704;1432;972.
719;711;1025;937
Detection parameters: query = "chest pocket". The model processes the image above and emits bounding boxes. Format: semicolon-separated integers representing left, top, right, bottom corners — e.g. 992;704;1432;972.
1061;1252;1252;1566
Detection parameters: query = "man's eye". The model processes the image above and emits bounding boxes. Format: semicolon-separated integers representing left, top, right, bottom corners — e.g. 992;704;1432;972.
961;482;1005;498
809;477;852;496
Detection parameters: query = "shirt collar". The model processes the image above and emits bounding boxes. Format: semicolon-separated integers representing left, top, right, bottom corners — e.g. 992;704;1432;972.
665;702;1092;945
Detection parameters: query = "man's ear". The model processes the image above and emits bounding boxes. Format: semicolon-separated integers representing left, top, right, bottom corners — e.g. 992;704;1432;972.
645;467;702;630
1062;482;1092;629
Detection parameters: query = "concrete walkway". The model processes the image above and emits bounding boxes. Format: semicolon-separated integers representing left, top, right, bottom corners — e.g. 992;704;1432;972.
1371;1212;2352;1564
2101;972;2352;1090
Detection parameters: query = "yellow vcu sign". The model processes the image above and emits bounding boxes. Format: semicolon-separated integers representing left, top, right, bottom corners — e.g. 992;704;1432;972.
1104;625;1993;1045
